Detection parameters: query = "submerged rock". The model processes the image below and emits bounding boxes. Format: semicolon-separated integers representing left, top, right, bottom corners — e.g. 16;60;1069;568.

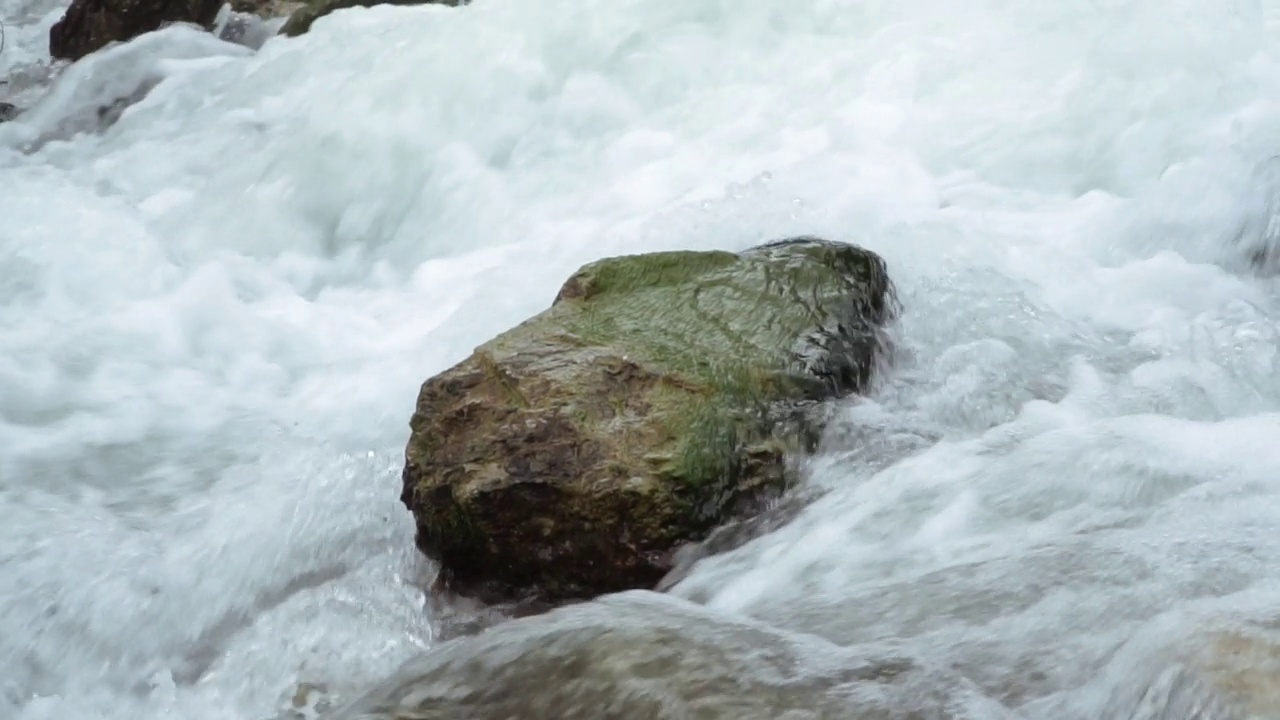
323;591;957;720
1091;665;1244;720
1250;245;1277;273
6;27;248;154
230;0;305;18
1184;627;1280;717
278;0;464;36
401;237;895;603
0;103;18;123
219;0;304;48
1236;156;1280;275
49;0;224;60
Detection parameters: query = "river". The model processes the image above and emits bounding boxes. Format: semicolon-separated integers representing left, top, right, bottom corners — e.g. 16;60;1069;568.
2;1;1280;718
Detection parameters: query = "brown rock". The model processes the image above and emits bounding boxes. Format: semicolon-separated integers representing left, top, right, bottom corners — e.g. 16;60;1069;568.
49;0;224;60
401;237;895;604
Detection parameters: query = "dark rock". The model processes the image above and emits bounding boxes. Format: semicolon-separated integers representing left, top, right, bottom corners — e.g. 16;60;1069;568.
400;237;896;604
49;0;224;61
229;0;304;17
0;103;18;123
278;0;464;36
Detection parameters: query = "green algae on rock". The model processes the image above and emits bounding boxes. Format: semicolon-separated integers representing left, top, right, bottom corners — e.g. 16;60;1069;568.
400;236;895;603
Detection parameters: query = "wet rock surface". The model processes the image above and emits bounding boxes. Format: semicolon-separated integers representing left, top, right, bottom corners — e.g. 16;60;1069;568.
322;591;976;720
49;0;223;60
400;237;895;604
278;0;463;37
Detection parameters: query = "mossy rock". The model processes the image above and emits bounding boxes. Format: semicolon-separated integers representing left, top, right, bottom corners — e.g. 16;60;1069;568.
400;236;895;603
278;0;463;36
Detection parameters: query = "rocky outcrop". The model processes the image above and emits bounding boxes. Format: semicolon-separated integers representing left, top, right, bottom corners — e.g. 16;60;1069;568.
324;591;940;720
48;0;223;61
401;237;895;603
278;0;464;36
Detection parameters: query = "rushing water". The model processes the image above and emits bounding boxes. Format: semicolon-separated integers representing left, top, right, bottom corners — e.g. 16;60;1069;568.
3;0;1280;718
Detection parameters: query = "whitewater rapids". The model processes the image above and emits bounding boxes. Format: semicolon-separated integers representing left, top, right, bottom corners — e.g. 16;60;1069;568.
2;0;1280;718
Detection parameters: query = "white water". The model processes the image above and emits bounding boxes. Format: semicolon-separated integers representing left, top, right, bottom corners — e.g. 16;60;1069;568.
3;0;1280;717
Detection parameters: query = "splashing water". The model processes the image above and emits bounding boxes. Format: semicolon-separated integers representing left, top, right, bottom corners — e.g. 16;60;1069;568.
3;0;1280;718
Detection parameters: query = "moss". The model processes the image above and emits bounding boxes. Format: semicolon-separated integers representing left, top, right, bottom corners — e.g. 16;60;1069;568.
476;351;528;408
545;246;868;499
550;243;886;383
559;251;738;302
661;368;767;482
409;480;483;566
509;241;885;509
668;407;741;489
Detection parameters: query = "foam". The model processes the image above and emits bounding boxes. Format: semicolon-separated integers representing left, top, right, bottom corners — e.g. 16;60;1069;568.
2;0;1279;716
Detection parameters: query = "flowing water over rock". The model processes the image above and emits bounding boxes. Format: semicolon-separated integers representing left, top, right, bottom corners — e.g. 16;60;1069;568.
3;0;1280;718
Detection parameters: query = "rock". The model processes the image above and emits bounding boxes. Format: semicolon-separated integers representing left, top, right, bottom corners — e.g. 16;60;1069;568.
49;0;224;61
94;79;158;127
0;103;18;123
323;591;959;720
401;237;895;603
1075;625;1272;720
1184;627;1280;716
1099;665;1244;720
278;0;464;36
229;0;304;17
215;6;292;49
219;0;305;49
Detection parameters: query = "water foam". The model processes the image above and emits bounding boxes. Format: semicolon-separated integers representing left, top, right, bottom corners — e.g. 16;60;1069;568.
2;0;1280;717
